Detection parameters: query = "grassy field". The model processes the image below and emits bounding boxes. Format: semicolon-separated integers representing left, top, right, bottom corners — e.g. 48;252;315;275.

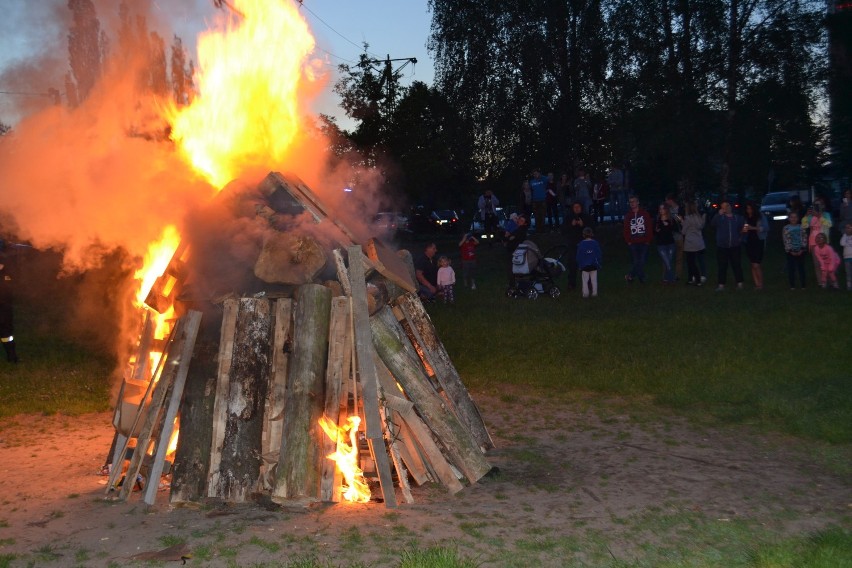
417;225;851;445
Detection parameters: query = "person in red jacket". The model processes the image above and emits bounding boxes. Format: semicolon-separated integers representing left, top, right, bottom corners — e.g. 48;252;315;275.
622;196;654;283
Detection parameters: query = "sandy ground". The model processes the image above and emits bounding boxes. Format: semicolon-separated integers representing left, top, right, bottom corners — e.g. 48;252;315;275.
0;392;849;567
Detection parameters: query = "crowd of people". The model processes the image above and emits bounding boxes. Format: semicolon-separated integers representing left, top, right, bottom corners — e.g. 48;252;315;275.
416;183;852;303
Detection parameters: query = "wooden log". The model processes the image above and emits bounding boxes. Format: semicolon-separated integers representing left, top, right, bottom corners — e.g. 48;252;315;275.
254;233;327;285
347;246;397;508
320;296;349;502
206;299;239;494
116;317;189;501
170;317;221;504
259;299;293;490
271;284;332;505
207;298;272;502
370;307;492;485
332;249;352;297
381;405;413;503
144;311;202;506
395;293;494;451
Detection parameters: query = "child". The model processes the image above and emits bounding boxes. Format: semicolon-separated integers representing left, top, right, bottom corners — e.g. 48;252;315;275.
782;212;807;289
436;255;456;303
812;233;840;289
576;227;603;298
458;233;479;290
840;223;852;291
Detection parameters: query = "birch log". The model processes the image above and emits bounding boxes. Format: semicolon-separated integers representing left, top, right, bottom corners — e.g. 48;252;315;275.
207;298;272;502
271;284;331;504
370;306;492;484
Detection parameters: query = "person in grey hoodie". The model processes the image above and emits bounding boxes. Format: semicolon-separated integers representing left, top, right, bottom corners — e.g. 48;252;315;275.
681;201;706;285
710;199;745;291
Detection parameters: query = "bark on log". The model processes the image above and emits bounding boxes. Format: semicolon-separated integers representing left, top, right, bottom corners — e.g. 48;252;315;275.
254;232;327;285
170;315;221;504
259;299;293;490
370;307;492;484
395;293;494;451
207;298;272;502
320;296;350;502
271;284;332;505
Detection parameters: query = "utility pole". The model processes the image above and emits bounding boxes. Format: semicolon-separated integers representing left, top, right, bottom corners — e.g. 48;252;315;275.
362;54;417;118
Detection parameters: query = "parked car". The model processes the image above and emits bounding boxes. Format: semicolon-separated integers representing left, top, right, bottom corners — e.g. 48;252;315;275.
371;212;406;240
406;206;461;235
469;207;508;241
760;192;796;223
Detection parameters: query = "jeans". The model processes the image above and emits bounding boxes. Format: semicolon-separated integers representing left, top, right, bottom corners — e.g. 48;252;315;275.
786;253;806;288
657;244;676;282
628;243;649;282
716;245;744;285
686;250;703;283
845;258;852;289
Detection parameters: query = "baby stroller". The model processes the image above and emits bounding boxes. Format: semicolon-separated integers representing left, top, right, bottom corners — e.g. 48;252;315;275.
508;241;567;299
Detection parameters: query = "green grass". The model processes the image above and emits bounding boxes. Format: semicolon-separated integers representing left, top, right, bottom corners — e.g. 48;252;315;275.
422;227;852;443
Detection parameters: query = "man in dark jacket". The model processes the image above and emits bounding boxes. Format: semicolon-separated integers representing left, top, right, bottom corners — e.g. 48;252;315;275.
0;258;18;363
414;242;439;301
710;199;745;291
562;201;593;289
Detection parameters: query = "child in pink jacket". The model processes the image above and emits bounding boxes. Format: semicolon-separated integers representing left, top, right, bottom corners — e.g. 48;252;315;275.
813;233;841;289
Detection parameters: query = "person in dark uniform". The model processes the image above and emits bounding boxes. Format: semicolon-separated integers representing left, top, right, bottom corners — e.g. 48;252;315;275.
0;257;18;363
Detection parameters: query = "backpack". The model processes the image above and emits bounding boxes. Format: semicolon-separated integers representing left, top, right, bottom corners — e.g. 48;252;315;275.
512;241;541;275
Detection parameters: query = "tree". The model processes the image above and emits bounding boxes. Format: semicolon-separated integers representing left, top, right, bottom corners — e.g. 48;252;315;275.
67;0;103;102
171;36;194;106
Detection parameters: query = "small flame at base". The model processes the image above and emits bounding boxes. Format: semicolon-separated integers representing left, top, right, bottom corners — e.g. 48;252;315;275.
319;415;371;503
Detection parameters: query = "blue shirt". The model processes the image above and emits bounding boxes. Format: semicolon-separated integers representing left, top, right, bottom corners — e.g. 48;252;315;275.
530;177;547;202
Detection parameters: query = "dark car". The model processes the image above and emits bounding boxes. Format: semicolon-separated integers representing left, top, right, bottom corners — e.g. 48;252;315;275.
407;206;460;235
370;212;406;240
469;207;508;241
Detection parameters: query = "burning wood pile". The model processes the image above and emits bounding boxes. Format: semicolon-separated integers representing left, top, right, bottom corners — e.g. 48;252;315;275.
104;172;495;509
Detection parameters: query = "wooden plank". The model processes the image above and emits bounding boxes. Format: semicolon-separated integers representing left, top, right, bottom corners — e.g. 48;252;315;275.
206;298;239;495
259;299;293;490
347;246;397;508
117;317;189;501
271;172;359;245
393;418;431;486
396;293;494;451
371;307;492;485
365;238;416;294
271;285;331;505
332;249;352;297
143;311;202;505
208;298;273;502
319;297;349;501
381;405;414;503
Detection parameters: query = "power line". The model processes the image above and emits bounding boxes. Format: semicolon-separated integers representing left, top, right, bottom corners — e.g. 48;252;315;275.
297;1;381;59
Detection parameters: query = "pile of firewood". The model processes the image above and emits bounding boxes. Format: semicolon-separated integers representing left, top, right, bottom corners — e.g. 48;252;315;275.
105;173;494;508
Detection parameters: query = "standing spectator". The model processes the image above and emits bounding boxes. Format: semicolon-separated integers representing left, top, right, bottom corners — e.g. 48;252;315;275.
477;189;500;241
0;258;17;363
458;232;479;290
415;242;439;302
840;223;852;291
665;193;684;280
622;196;654;283
711;199;746;291
783;212;807;290
437;256;456;303
742;201;769;290
557;173;572;216
576;227;603;298
545;172;559;231
655;204;677;284
802;203;833;277
607;166;626;220
681;201;707;286
573;169;593;216
840;190;852;238
812;233;841;289
529;169;548;232
519;180;532;219
592;177;610;225
562;201;593;290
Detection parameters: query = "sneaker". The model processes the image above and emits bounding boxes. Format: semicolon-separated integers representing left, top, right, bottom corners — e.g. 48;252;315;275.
715;285;725;292
736;282;744;290
471;283;476;290
624;274;633;283
700;276;707;284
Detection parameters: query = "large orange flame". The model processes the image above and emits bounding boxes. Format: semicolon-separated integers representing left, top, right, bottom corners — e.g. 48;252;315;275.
319;415;371;503
166;0;317;189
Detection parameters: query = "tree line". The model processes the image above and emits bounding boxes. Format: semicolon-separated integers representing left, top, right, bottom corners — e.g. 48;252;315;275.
333;0;836;210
